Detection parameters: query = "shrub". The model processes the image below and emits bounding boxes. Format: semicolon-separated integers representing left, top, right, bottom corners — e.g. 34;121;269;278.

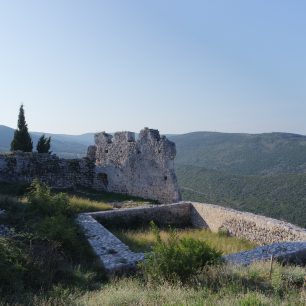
36;215;79;256
141;222;222;283
27;180;72;217
0;237;27;294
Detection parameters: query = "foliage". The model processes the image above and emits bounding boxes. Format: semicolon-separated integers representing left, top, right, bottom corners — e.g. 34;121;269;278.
10;104;33;152
141;222;222;283
13;262;305;306
177;164;306;228
27;179;72;217
36;134;51;153
0;184;306;305
0;181;108;302
170;131;306;176
0;238;27;294
36;215;80;256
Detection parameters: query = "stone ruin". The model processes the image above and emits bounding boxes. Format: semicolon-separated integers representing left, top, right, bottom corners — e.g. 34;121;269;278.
0;128;181;203
77;202;306;277
87;127;181;203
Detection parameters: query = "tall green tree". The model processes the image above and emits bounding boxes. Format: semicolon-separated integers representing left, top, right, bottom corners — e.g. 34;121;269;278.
36;135;51;153
10;105;33;152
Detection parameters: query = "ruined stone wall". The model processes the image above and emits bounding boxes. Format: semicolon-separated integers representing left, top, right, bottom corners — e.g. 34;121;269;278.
91;202;191;228
189;202;306;245
77;202;306;275
87;128;182;203
0;128;182;203
0;152;95;189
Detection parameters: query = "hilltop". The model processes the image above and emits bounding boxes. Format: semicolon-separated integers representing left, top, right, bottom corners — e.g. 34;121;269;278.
169;131;306;175
2;125;306;227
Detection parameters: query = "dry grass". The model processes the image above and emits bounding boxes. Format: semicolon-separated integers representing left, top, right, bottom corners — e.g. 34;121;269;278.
68;196;113;213
112;228;257;255
24;262;305;306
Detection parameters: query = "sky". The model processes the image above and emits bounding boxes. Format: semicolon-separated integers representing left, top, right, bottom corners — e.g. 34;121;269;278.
0;0;306;135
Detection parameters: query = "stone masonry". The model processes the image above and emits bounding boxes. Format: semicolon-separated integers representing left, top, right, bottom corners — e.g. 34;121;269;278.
77;202;306;276
87;128;181;203
0;152;95;189
0;128;181;203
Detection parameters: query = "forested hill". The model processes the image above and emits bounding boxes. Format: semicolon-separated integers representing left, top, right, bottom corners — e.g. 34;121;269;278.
169;132;306;175
176;164;306;228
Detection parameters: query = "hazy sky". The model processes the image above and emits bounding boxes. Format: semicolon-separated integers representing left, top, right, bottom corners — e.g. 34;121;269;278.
0;0;306;135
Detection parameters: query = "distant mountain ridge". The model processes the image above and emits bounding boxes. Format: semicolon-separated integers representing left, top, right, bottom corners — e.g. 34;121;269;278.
2;125;306;175
0;125;90;158
168;132;306;175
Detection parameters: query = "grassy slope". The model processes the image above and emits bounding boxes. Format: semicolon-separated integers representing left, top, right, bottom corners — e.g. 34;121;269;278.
176;164;306;228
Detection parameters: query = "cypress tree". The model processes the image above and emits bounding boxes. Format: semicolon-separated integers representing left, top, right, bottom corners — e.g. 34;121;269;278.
36;134;51;153
10;105;33;152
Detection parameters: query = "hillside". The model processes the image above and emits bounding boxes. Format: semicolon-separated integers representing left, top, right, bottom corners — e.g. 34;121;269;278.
169;132;306;175
176;164;306;228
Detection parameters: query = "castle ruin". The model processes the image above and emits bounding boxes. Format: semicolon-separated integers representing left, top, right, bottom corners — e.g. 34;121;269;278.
0;128;181;203
87;128;181;203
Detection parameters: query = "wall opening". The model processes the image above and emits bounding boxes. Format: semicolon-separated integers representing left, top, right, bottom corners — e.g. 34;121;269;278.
97;172;108;188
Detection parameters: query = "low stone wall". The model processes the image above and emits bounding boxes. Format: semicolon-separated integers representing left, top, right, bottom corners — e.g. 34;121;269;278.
189;202;306;245
224;241;306;266
77;213;144;276
92;202;191;228
0;152;95;189
77;202;306;276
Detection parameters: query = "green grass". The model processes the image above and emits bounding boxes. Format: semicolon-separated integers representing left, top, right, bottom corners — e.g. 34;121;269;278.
4;261;305;305
0;182;305;305
112;228;257;254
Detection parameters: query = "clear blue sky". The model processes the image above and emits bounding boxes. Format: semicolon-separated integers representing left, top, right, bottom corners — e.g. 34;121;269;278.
0;0;305;135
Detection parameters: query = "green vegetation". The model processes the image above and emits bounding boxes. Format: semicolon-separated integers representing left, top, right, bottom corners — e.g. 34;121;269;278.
113;227;256;254
169;131;306;175
10;104;33;152
140;222;222;283
36;134;51;153
0;181;111;304
63;262;306;305
0;182;305;305
176;165;306;228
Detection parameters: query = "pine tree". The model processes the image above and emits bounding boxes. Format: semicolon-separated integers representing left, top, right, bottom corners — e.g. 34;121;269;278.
10;104;33;152
36;134;51;153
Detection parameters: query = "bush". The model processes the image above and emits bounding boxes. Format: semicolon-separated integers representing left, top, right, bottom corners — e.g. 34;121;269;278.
27;180;72;217
141;222;222;283
0;237;27;294
36;215;79;256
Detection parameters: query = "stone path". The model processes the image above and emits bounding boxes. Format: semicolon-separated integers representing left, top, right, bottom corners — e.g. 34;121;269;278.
224;241;306;265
